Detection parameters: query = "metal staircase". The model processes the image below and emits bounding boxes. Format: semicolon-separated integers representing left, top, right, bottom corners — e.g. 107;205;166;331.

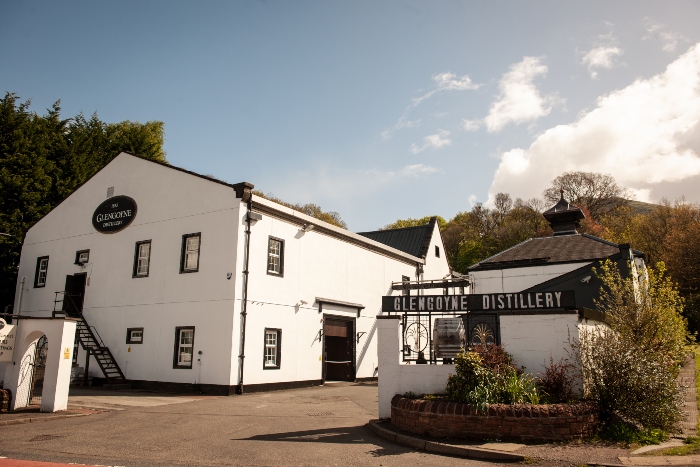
53;292;126;384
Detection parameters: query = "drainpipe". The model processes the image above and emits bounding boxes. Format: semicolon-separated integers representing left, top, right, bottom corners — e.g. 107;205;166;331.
16;276;25;317
237;197;253;394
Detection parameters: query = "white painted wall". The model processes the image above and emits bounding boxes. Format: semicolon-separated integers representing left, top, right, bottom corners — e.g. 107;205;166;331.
377;316;453;418
470;263;589;294
499;313;579;374
16;153;242;386
13;153;451;390
239;197;451;385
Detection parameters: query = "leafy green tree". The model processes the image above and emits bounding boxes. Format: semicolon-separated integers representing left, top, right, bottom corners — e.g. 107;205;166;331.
380;215;447;231
0;92;166;311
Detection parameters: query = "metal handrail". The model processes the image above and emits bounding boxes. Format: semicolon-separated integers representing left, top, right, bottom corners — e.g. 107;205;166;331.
89;326;106;348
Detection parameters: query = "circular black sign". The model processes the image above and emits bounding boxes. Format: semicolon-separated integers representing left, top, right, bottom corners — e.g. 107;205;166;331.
92;196;137;233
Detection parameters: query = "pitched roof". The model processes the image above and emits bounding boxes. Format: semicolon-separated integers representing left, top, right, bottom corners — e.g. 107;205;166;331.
468;234;627;271
357;217;436;258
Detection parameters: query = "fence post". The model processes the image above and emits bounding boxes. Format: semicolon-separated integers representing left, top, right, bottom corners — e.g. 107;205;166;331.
377;315;401;419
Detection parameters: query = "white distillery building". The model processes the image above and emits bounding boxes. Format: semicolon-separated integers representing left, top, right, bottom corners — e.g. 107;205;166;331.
2;152;450;394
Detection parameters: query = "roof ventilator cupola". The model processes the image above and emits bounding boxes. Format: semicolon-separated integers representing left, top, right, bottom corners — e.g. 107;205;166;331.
542;190;585;236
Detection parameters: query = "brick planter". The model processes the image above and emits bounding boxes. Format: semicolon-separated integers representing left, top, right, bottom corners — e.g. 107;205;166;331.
391;395;599;442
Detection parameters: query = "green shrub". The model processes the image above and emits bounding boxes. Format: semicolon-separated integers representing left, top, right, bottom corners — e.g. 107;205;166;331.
446;349;541;411
574;326;684;431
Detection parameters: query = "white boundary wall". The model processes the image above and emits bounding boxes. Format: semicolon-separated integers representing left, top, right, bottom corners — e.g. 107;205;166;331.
377;313;606;418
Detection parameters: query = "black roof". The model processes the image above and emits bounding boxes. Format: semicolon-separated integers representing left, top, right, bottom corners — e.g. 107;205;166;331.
467;234;643;271
357;217;437;258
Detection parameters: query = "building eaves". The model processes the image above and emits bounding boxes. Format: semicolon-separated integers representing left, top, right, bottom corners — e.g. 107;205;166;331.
252;196;424;266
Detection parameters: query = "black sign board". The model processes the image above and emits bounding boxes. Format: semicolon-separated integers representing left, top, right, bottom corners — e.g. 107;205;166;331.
92;196;137;233
382;291;576;313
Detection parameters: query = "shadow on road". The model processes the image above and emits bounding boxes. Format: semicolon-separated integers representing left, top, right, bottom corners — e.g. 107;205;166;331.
232;425;410;457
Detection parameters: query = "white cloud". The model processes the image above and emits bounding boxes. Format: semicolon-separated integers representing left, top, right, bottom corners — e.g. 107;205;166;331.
412;72;481;107
467;194;478;208
382;72;480;139
381;113;421;140
462;119;481;131
487;43;700;205
582;46;623;78
409;130;451;154
644;19;688;52
484;56;556;132
399;164;440;177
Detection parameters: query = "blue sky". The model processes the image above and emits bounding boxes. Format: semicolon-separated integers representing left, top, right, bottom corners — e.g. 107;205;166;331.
2;1;700;231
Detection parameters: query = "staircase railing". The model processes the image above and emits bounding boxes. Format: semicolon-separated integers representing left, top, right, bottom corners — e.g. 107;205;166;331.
53;291;126;384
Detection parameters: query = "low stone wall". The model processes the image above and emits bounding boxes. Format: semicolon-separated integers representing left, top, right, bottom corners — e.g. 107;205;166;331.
391;395;599;442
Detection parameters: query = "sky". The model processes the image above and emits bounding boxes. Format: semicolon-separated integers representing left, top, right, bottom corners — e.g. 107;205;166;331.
2;1;700;231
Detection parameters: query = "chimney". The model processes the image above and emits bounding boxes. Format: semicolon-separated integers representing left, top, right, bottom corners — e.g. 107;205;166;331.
542;191;586;236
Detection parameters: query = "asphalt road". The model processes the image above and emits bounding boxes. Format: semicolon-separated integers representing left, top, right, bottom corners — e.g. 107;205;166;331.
0;383;506;467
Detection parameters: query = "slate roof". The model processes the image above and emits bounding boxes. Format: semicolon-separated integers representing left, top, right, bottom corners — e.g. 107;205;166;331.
467;234;628;271
357;217;436;258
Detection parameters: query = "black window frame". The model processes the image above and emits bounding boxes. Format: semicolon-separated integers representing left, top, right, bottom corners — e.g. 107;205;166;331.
75;249;90;265
173;326;195;369
133;240;152;278
126;327;144;344
34;256;49;288
435;245;440;258
180;233;201;274
266;236;284;277
263;328;282;370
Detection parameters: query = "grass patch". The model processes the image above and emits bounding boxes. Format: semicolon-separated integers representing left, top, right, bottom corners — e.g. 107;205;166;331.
596;422;667;445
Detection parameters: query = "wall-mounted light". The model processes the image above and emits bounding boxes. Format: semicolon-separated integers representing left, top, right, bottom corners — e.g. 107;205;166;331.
298;299;308;306
300;224;315;233
227;272;233;280
248;212;263;225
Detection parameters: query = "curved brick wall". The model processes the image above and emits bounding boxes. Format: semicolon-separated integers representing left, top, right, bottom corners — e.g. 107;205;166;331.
391;395;599;442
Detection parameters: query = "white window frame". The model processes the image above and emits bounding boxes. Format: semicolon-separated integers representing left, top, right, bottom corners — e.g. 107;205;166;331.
134;241;151;277
267;237;284;276
35;256;49;288
264;328;281;369
174;327;195;369
181;233;201;273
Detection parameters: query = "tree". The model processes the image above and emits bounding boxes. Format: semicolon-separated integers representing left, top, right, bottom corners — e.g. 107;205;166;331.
380;215;447;231
253;191;347;229
0;92;167;311
543;171;630;220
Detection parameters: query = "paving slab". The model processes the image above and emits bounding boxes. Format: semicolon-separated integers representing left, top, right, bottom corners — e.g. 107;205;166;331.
619;454;700;465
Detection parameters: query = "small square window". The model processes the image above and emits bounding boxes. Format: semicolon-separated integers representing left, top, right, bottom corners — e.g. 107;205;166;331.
263;328;282;369
133;241;151;277
174;327;195;368
126;327;144;344
267;237;284;276
34;256;49;288
435;245;440;258
75;250;90;265
180;233;201;273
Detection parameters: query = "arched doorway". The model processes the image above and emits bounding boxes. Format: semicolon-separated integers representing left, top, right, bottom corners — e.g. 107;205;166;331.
16;334;48;406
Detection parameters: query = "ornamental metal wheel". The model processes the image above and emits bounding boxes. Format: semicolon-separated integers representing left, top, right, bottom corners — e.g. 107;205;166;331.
404;322;429;355
470;323;495;346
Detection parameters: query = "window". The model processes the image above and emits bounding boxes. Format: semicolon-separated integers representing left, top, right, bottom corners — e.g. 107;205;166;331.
180;233;201;273
267;237;284;276
133;241;151;277
34;256;49;288
174;327;195;368
263;328;281;369
126;327;144;344
75;250;90;265
435;245;440;258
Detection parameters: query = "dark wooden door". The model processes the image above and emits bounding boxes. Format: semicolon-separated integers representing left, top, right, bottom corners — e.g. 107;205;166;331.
324;318;355;381
62;274;86;317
